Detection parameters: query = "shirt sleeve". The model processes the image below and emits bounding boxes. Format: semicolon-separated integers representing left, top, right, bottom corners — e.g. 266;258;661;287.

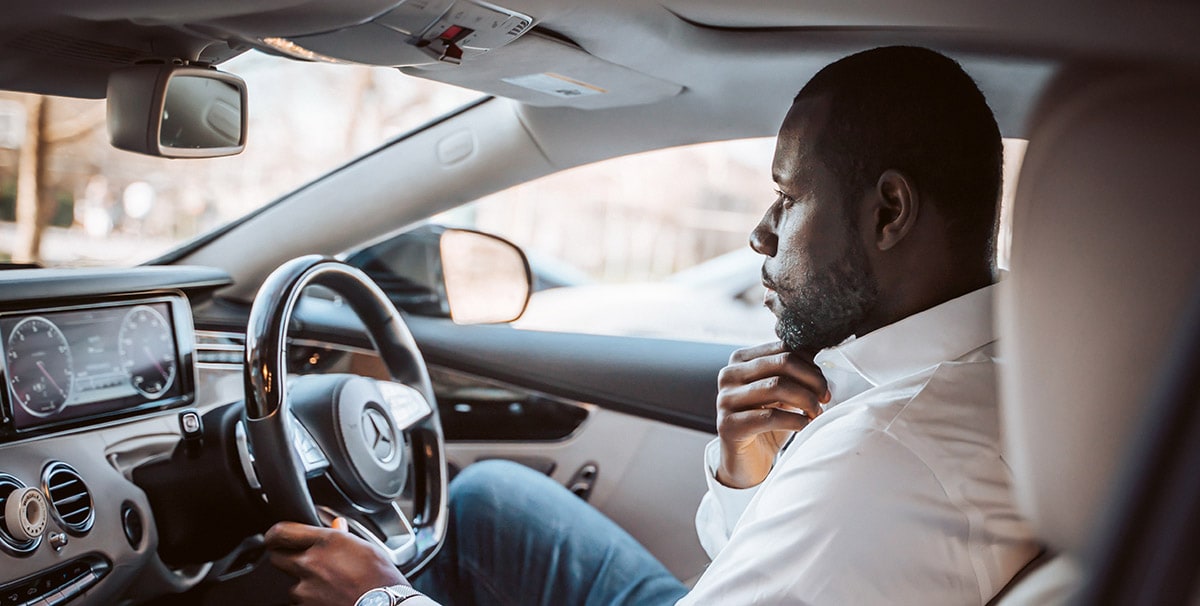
680;427;982;606
694;438;760;559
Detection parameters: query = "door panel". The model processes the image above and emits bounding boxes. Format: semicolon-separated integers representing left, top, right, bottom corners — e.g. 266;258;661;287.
435;370;713;580
405;318;729;433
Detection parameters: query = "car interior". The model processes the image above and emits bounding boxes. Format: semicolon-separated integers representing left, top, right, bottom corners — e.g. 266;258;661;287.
1;1;1199;605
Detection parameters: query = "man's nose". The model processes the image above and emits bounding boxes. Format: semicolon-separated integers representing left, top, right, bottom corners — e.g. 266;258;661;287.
749;212;778;257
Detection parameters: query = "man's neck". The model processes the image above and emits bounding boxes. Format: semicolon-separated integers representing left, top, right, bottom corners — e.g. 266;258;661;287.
857;270;993;338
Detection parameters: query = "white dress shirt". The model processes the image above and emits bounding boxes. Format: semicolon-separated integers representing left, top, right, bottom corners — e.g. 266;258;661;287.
681;285;1037;605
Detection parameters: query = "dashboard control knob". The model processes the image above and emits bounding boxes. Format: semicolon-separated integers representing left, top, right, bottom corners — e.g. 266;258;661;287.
179;409;204;458
4;486;48;542
48;531;68;551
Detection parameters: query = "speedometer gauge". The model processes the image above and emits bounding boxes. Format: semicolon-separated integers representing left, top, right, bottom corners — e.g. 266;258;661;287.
5;316;74;417
119;306;176;399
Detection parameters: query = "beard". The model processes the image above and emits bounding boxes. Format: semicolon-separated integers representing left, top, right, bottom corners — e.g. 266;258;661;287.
770;238;879;354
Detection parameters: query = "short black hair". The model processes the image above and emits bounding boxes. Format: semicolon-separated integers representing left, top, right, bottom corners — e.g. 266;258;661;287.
796;46;1002;264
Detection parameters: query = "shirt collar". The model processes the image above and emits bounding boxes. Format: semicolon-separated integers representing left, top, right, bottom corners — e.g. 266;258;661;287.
813;284;997;389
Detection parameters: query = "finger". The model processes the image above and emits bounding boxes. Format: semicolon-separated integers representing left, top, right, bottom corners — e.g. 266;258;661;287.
719;352;829;399
268;549;308;579
720;407;813;439
289;581;318;606
728;341;789;363
288;583;306;606
718;376;824;418
264;521;326;551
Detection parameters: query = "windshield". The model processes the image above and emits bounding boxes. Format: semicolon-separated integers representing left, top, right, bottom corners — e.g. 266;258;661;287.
0;52;481;268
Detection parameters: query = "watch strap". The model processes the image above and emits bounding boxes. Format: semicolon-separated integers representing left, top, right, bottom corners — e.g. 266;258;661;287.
355;584;425;606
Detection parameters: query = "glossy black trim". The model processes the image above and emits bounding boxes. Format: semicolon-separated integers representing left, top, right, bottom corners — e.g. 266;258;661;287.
406;318;726;433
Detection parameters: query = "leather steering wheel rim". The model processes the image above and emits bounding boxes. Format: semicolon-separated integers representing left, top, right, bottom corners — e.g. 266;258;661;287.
242;255;447;575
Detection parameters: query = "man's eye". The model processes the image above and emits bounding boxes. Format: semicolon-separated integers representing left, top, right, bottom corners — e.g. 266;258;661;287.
774;189;796;207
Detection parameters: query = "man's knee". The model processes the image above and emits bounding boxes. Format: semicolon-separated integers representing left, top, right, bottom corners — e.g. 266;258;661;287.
450;459;545;511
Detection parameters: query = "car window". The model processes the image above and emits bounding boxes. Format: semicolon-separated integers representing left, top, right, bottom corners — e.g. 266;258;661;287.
436;137;1027;345
0;52;481;268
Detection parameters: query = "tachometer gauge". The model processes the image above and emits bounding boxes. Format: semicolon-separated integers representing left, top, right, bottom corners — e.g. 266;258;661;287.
5;316;74;417
119;306;176;399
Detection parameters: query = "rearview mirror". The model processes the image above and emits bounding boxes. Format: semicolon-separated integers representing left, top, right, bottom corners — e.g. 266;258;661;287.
348;225;533;324
107;64;247;158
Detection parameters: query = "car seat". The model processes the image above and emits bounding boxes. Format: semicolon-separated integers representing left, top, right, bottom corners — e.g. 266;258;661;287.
991;66;1200;604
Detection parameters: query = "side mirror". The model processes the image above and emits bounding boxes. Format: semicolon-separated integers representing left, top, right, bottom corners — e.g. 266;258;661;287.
107;64;247;158
348;225;532;324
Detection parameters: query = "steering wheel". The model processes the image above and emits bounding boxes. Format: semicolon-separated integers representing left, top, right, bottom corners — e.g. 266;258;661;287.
241;255;447;576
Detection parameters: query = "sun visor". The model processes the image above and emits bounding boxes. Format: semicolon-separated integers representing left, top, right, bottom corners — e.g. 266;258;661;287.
402;32;684;110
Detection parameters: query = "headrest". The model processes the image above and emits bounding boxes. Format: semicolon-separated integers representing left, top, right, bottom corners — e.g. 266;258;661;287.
997;66;1200;555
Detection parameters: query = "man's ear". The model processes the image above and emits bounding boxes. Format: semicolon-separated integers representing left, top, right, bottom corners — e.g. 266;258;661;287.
873;169;919;251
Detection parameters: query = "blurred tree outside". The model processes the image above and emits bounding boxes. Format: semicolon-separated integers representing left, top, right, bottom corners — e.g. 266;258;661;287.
4;94;104;264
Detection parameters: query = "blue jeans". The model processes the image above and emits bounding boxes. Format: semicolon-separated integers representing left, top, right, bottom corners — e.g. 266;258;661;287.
413;460;689;606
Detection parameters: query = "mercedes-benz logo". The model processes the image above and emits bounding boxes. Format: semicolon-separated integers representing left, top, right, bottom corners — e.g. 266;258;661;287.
361;408;396;463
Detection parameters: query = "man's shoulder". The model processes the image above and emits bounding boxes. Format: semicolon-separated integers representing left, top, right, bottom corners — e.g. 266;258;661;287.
825;351;998;433
785;354;1002;476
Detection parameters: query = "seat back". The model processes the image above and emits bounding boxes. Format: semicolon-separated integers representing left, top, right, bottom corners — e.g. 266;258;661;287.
995;67;1200;602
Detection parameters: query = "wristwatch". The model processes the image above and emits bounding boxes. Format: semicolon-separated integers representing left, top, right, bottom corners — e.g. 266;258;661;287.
355;585;425;605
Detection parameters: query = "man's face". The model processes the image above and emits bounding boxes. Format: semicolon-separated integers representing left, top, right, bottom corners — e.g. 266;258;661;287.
752;95;879;353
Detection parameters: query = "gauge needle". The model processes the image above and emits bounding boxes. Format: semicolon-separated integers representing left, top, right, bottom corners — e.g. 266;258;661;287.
36;360;67;398
144;346;170;380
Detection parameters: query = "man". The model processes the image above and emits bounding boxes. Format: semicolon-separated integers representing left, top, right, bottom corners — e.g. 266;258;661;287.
265;46;1038;605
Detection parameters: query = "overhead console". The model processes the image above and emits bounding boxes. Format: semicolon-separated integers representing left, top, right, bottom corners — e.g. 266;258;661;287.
254;0;683;110
403;31;684;110
260;0;535;67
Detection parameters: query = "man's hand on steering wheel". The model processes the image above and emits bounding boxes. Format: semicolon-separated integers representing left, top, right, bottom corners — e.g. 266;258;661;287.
265;520;408;605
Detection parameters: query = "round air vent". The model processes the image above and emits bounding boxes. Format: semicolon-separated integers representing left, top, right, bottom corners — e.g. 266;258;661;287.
42;463;94;535
0;473;40;555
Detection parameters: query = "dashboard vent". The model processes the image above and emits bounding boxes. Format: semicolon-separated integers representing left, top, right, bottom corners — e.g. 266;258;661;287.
43;463;94;534
196;330;245;366
0;474;38;554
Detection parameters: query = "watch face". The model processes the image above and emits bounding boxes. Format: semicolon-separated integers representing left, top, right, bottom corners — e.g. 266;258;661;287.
358;589;393;606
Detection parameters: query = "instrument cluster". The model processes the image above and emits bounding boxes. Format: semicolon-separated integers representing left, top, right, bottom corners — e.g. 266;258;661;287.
0;297;194;439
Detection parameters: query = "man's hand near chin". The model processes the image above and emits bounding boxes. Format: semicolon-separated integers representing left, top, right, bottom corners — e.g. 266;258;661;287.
265;520;407;605
716;341;830;489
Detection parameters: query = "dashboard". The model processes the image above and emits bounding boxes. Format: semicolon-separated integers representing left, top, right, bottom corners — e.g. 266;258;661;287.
0;265;583;606
0;266;229;606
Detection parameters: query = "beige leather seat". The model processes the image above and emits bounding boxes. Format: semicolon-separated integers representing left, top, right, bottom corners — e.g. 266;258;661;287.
993;67;1200;603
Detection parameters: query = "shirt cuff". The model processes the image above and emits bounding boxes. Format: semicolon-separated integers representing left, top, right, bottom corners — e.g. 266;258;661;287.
695;438;760;558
